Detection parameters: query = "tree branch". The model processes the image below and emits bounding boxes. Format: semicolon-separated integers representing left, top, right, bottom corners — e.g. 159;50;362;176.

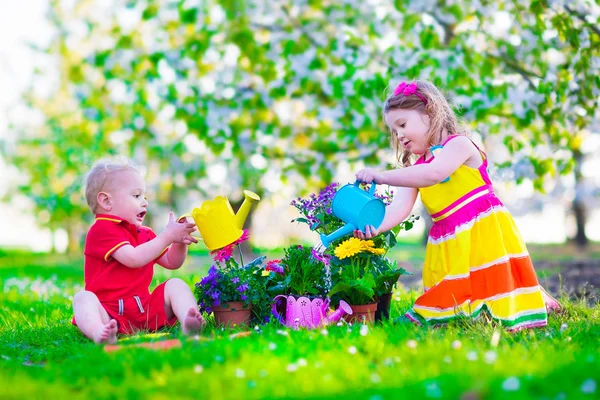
564;5;600;37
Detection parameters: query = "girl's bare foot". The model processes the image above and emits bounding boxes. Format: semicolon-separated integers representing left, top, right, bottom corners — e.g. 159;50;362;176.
94;319;118;344
182;308;206;335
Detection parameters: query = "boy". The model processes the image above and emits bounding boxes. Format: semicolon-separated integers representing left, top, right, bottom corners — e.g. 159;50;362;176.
72;157;205;344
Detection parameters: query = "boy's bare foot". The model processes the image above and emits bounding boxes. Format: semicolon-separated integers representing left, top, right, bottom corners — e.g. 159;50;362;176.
182;308;206;335
94;319;118;344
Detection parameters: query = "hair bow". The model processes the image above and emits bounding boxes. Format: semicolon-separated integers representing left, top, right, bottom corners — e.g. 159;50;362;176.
393;81;428;104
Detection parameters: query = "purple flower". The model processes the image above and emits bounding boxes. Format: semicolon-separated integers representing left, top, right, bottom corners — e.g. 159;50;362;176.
265;260;284;274
241;295;247;301
231;277;240;284
236;284;249;293
311;247;331;266
211;291;221;300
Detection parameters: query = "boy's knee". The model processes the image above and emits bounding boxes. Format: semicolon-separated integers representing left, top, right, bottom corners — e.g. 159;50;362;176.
73;290;99;305
166;278;187;289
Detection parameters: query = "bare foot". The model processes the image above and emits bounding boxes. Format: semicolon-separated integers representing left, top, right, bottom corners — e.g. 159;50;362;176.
182;308;206;335
94;319;118;344
541;287;562;314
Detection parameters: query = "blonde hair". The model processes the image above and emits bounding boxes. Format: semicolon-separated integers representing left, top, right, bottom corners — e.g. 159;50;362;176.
383;80;467;167
84;156;140;213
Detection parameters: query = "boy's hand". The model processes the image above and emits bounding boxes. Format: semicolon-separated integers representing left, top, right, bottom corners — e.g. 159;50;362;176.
356;168;385;184
164;212;198;245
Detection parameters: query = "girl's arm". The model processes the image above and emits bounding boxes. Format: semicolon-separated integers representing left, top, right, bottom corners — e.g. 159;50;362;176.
156;243;189;270
354;186;418;239
358;136;480;188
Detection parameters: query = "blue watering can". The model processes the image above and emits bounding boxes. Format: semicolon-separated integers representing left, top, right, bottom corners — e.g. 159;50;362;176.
319;180;386;248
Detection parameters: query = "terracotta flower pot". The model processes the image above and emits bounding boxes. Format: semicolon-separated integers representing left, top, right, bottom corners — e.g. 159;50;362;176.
375;293;393;322
347;302;378;324
213;301;252;328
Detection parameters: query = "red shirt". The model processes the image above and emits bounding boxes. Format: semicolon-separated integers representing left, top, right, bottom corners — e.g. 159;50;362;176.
84;214;168;302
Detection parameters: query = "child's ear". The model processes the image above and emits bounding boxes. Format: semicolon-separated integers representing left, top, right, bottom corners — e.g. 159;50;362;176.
97;191;112;211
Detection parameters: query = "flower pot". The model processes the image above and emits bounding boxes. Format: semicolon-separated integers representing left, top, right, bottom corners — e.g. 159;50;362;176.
347;302;378;324
375;293;393;322
213;302;252;328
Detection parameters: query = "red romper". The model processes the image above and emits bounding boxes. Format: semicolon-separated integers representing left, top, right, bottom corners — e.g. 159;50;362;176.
72;214;177;334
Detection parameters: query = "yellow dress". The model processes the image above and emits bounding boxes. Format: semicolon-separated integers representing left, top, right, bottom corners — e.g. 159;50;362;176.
405;136;549;331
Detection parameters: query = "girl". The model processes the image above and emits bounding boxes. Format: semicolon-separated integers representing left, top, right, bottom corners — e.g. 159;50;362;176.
355;80;560;331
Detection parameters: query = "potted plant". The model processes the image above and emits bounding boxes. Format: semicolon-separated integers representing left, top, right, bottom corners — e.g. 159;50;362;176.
328;237;382;323
291;183;417;323
194;230;261;328
270;245;334;329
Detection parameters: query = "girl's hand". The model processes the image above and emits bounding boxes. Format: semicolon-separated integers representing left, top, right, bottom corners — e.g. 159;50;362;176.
165;212;198;244
355;168;385;184
353;225;379;239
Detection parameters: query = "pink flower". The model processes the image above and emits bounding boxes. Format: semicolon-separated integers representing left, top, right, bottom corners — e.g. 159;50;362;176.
211;244;234;263
265;259;284;274
233;230;250;245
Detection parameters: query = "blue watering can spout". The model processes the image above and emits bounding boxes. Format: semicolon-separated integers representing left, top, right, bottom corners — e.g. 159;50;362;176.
319;224;355;249
319;180;386;249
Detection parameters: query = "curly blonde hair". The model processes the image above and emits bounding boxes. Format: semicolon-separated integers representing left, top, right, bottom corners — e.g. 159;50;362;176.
383;80;467;167
84;156;140;213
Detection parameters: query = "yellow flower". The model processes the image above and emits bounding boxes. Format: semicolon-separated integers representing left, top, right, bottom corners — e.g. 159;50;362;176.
365;247;385;255
334;237;365;259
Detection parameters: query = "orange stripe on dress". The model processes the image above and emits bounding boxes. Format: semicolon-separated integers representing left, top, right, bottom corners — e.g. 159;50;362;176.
430;185;490;220
104;241;130;261
415;256;539;309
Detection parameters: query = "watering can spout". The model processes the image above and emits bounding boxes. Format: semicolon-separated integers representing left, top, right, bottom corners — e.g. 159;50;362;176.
319;223;355;249
235;190;261;229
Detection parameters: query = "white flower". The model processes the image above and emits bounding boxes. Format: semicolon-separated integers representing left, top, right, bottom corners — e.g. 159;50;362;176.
193;365;204;374
502;377;520;391
407;340;417;349
466;351;478;361
371;373;381;384
360;325;369;336
425;382;442;398
320;329;328;336
348;346;357;355
484;351;497;364
581;379;597;394
451;340;462;350
297;358;307;367
560;323;568;332
286;363;298;372
268;342;276;350
235;368;245;378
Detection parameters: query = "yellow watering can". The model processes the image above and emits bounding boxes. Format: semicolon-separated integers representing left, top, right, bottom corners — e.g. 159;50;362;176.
179;190;260;251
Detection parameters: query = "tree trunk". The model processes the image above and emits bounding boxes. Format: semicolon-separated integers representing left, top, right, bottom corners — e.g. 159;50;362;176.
572;148;588;248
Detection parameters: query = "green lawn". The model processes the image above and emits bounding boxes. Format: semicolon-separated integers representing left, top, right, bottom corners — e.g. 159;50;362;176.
1;251;599;399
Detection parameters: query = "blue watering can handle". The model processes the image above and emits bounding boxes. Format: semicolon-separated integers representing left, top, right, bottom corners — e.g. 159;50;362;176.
354;179;377;195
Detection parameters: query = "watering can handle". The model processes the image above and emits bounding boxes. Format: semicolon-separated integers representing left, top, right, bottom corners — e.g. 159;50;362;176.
354;180;377;195
177;213;203;241
271;295;287;324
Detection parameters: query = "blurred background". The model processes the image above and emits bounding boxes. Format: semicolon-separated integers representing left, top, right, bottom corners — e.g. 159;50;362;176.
1;1;599;294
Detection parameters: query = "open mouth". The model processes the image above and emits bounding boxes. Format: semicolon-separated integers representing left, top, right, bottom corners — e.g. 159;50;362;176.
137;211;146;220
403;141;411;147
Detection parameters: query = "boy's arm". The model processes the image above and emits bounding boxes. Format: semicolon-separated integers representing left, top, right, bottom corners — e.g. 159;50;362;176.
111;232;173;268
156;243;189;270
112;213;196;269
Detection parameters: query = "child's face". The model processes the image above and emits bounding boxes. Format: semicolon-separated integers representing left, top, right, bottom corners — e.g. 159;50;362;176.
101;170;148;227
384;108;431;155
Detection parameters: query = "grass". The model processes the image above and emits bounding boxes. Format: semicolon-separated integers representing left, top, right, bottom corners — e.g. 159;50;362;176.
1;250;599;399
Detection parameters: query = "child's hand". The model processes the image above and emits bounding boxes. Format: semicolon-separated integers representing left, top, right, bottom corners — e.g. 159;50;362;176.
356;168;385;184
164;212;198;245
353;225;379;239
